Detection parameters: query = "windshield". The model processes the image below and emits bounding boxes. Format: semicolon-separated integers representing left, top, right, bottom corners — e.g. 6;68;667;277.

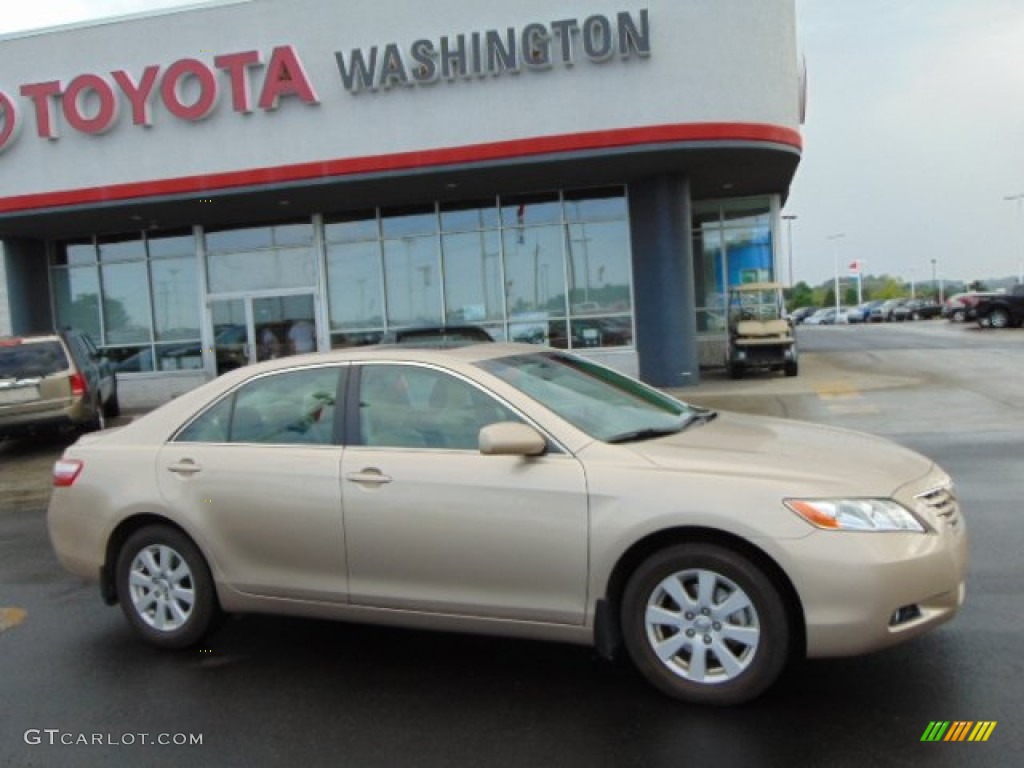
0;341;69;379
478;352;697;442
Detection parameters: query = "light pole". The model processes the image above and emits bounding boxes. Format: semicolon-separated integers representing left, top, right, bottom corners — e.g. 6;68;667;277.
828;233;845;315
782;214;798;289
930;258;937;300
1005;193;1024;284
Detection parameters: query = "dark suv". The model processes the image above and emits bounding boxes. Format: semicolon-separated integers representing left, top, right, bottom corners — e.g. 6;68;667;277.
0;329;119;438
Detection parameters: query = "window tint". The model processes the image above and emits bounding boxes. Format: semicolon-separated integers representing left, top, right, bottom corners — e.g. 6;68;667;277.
177;367;342;445
358;365;519;450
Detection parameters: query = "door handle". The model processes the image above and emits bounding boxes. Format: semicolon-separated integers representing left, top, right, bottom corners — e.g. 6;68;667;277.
167;460;202;476
346;468;392;486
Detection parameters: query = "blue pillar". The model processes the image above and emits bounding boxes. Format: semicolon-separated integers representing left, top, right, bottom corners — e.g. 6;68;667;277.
628;176;699;387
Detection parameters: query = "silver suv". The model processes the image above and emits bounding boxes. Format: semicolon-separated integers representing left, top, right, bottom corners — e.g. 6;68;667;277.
0;330;119;438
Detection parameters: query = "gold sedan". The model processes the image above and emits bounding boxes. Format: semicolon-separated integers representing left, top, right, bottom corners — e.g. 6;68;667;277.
48;343;967;705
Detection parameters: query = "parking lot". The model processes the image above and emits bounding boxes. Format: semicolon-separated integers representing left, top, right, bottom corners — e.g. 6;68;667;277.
2;321;1022;768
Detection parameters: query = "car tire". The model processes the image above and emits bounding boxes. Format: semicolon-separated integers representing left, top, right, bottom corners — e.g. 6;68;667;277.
987;308;1010;329
952;309;965;323
115;526;220;649
103;391;121;419
88;400;106;432
784;361;798;377
621;543;790;706
727;364;744;380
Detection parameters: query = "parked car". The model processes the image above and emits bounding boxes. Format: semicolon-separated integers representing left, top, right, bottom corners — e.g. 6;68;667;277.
379;324;494;346
973;285;1024;329
942;292;995;323
787;306;817;325
891;299;941;322
869;299;907;323
48;343;966;706
803;307;846;325
1;329;119;438
846;300;884;324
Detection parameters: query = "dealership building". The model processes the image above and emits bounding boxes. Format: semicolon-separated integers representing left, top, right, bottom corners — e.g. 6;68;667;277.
0;0;803;407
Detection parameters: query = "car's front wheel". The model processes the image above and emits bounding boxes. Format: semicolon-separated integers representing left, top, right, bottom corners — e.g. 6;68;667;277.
115;526;219;648
621;543;790;705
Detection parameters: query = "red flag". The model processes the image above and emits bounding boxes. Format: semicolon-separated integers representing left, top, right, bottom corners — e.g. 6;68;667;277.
848;260;861;273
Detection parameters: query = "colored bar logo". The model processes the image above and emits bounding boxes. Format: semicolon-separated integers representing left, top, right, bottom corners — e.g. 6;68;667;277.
921;721;997;742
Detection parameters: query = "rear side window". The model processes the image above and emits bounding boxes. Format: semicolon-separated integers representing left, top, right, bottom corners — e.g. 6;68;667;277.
0;341;70;379
176;366;343;445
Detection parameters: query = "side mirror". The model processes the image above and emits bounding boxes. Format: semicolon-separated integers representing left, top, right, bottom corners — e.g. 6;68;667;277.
478;422;547;457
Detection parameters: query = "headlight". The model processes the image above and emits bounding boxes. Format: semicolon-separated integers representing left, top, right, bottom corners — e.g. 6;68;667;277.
784;498;926;532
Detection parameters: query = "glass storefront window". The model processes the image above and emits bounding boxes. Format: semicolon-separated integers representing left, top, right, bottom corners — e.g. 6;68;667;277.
327;241;385;330
500;193;562;228
383;236;442;327
151;257;199;341
692;197;774;334
440;202;500;232
101;261;152;344
503;224;567;318
148;233;195;259
442;231;503;325
381;207;437;238
52;266;101;341
566;220;632;314
564;189;628;221
205;223;314;252
98;236;145;262
207;246;316;293
325;212;379;243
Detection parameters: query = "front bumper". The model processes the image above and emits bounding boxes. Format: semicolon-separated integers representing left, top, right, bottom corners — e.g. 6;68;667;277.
782;510;967;657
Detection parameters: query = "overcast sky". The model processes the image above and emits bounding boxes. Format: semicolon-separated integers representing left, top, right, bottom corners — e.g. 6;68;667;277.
2;1;1023;287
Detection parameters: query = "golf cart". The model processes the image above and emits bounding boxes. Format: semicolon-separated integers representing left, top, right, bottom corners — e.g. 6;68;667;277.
725;282;798;378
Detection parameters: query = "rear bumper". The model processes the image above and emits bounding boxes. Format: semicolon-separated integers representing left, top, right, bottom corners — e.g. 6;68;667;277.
0;410;78;437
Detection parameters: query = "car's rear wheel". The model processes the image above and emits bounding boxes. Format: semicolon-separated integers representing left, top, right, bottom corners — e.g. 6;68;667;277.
115;526;219;648
987;308;1010;329
621;543;790;705
784;361;798;377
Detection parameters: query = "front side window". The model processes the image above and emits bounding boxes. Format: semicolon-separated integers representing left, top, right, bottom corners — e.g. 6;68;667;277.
177;367;342;445
358;365;519;450
479;352;693;442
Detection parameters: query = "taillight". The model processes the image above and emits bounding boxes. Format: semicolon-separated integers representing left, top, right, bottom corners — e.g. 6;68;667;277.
53;459;84;488
69;372;88;397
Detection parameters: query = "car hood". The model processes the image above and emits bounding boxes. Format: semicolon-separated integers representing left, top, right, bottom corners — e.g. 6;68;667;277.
625;412;934;497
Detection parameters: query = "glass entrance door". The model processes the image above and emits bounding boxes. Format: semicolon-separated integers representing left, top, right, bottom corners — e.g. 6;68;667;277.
209;294;318;376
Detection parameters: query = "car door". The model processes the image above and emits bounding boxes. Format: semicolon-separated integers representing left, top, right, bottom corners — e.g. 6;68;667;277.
341;363;589;625
156;364;349;603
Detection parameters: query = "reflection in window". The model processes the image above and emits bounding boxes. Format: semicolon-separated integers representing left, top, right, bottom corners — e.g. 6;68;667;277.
151;257;199;341
440;202;500;232
383;236;442;327
566;221;632;314
101;261;151;344
327;241;384;330
98;236;145;263
325;212;379;244
358;365;519;450
381;208;438;238
503;225;566;319
442;231;503;324
205;223;314;252
52;266;102;341
207;247;316;293
177;367;341;445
